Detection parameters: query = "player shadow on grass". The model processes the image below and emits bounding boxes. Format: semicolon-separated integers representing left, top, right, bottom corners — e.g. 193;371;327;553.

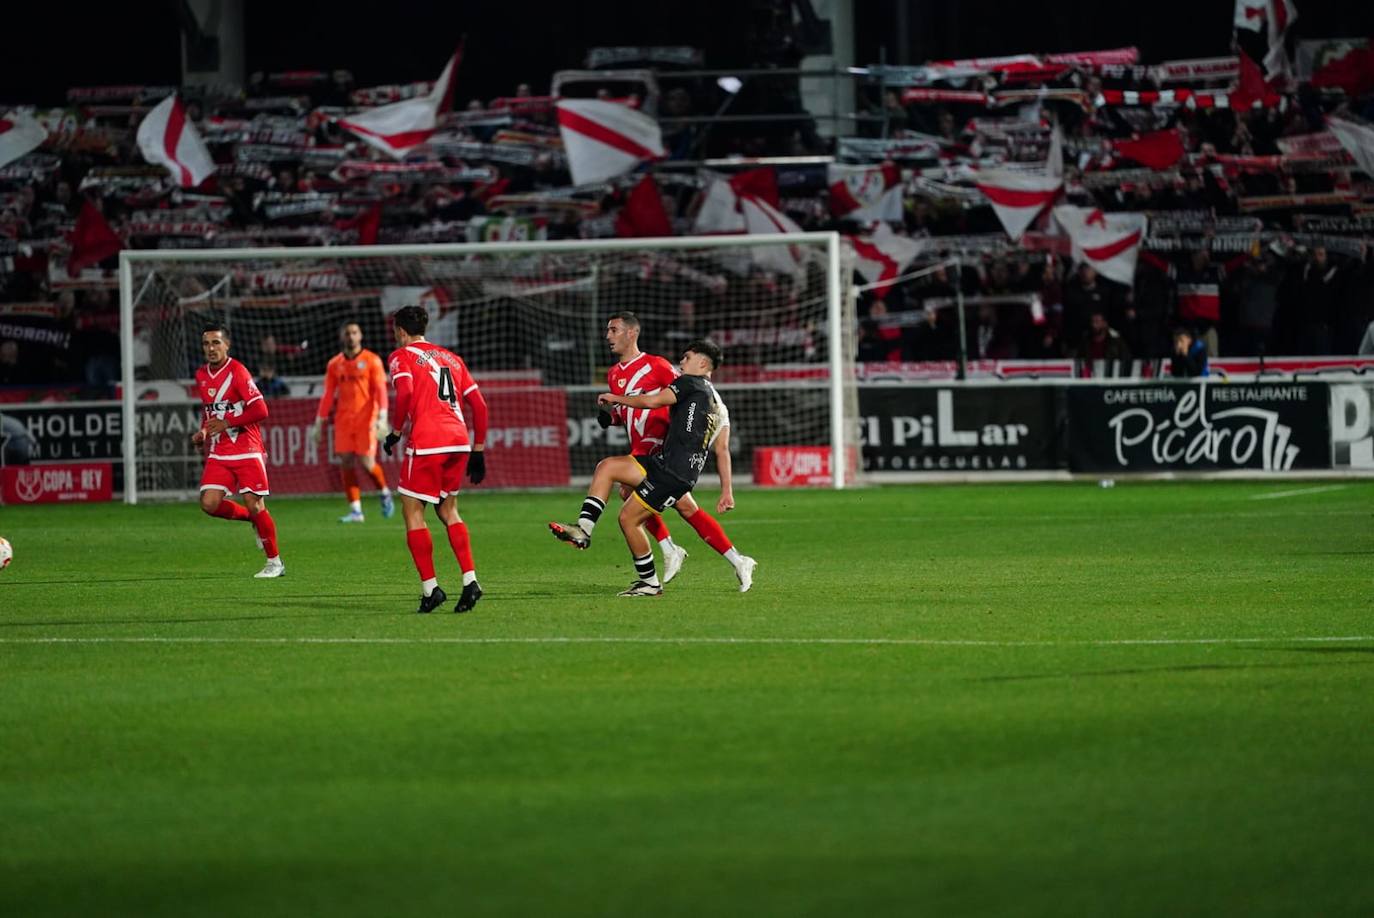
976;658;1374;682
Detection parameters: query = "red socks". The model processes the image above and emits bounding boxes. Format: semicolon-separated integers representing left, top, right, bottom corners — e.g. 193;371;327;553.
685;509;733;555
446;522;475;574
251;509;279;560
211;499;251;522
406;528;436;581
644;513;671;542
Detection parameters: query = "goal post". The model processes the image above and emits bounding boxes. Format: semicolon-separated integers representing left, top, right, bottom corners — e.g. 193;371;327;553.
118;233;861;504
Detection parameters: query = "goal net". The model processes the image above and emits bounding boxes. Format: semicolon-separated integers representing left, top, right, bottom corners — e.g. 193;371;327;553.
117;234;861;502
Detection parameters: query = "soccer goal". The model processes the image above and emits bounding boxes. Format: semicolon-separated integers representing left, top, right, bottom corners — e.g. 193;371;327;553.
118;233;861;503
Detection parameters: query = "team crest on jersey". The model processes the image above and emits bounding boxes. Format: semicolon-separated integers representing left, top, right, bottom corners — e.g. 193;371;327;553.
617;379;626;389
356;360;365;369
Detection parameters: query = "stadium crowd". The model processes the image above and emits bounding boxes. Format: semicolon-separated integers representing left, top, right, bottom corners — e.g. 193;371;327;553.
2;24;1374;391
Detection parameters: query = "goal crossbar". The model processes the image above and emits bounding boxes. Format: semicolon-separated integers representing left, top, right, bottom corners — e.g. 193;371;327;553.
118;232;852;503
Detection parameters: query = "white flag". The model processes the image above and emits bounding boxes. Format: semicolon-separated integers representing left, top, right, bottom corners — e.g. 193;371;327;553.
136;95;216;188
974;128;1062;241
556;99;664;186
1327;116;1374;179
828;162;904;222
337;50;460;159
1053;205;1148;286
847;223;925;295
740;194;805;275
0;111;47;169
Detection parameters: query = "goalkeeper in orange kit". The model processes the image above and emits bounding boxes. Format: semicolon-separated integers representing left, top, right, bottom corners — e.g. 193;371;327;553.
312;321;395;522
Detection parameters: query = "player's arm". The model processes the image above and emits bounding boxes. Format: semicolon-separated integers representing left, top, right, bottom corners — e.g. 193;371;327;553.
599;370;622;429
599;389;677;410
370;356;390;438
713;424;735;513
384;356;413;455
459;366;489;484
311;361;338;442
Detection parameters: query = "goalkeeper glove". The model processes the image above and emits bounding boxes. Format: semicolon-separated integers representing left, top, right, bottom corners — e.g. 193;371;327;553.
373;409;389;440
596;408;614;429
383;430;402;456
467;450;486;484
310;418;324;444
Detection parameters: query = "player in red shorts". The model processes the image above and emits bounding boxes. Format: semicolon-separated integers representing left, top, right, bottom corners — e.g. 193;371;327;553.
383;305;488;614
600;312;755;590
190;323;284;578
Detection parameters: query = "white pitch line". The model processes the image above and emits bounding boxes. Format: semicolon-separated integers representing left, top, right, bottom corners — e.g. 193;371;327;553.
0;635;1370;647
1249;484;1349;501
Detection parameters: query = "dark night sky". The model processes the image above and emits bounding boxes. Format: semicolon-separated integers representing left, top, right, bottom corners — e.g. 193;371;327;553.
3;1;1372;108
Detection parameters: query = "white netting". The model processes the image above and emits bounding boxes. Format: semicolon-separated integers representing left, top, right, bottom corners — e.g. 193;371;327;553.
120;236;860;501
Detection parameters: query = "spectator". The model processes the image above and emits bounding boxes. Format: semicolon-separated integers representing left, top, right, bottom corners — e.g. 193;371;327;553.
1062;263;1117;351
255;362;290;398
0;340;20;385
1076;309;1131;366
1232;254;1283;357
1293;246;1340;355
1170;328;1209;378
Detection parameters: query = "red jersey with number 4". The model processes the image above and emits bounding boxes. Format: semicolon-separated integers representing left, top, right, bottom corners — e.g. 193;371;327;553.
388;342;478;453
195;358;266;460
607;352;679;456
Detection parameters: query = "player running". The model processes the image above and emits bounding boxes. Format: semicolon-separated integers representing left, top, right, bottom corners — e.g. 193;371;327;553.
311;321;395;523
190;323;284;578
550;338;756;596
601;312;754;590
383;305;488;614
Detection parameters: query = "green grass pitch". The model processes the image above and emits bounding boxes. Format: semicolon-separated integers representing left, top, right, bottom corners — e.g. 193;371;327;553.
1;481;1371;917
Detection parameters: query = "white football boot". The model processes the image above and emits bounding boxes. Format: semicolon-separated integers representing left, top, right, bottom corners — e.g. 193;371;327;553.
734;556;757;593
661;543;688;584
254;557;286;579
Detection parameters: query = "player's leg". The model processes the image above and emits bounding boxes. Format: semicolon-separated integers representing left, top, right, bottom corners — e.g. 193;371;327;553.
360;450;394;518
618;480;685;582
240;460;283;578
436;455;481;613
200;461;251;521
398;452;447;613
338;451;364;523
617;500;663;596
675;496;756;593
549;455;646;549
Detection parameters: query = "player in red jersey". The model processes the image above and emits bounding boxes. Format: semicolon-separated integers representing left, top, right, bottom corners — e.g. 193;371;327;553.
189;324;284;578
383;305;488;614
598;312;755;591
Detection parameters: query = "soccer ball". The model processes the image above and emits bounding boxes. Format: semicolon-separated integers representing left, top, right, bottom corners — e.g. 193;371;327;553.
0;537;11;571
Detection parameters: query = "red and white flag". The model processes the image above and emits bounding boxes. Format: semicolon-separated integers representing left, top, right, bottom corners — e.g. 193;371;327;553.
828;162;903;222
692;168;779;234
336;49;460;159
556;99;664;186
1053;205;1147;286
615;174;674;238
846;223;924;296
136;95;216;188
0;110;47;169
740;194;805;275
974;129;1062;241
1234;0;1297;85
1327;116;1374;179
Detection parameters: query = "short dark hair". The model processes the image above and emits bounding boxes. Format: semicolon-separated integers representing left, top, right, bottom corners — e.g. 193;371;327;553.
393;306;429;336
608;311;640;331
339;320;361;335
202;322;229;340
684;338;723;370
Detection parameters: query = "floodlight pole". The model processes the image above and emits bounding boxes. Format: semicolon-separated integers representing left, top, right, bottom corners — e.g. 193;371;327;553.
954;257;969;381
